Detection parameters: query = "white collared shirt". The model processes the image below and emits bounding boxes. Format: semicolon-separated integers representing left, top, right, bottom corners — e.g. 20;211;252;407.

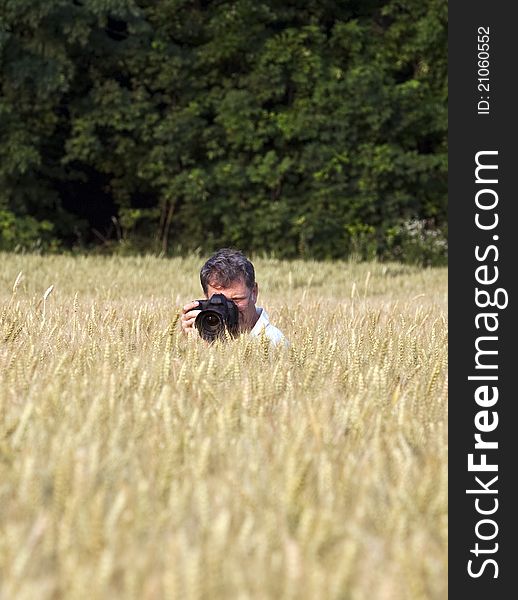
250;307;287;346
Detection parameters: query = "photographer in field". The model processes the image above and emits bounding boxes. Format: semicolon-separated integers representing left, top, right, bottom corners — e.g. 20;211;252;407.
181;248;287;346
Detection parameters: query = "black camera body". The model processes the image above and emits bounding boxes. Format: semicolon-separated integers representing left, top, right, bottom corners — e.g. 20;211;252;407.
194;293;240;342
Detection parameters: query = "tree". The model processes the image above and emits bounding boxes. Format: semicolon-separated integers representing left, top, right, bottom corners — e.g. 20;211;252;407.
0;0;447;263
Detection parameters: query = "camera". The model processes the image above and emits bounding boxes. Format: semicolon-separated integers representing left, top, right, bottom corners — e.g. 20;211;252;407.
194;293;240;342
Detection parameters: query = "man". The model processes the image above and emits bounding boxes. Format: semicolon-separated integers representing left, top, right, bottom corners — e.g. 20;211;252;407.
180;248;287;345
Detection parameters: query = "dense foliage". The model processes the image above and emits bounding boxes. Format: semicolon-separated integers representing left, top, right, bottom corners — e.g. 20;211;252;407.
0;0;447;263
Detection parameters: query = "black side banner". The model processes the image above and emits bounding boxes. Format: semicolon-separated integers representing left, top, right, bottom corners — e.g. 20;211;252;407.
449;1;517;597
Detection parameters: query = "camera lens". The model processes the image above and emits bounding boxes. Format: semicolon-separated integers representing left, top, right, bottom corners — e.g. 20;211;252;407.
195;310;225;341
204;314;219;327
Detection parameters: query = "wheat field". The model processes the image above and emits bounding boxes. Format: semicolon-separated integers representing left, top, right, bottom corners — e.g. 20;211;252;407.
0;253;447;600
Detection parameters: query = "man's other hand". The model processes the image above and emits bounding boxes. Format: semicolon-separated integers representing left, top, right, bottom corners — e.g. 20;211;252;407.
180;300;201;335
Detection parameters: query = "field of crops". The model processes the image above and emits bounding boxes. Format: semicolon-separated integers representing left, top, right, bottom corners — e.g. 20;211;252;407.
0;253;447;600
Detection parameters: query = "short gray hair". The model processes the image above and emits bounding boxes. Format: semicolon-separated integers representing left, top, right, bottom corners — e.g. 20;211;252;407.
200;248;255;295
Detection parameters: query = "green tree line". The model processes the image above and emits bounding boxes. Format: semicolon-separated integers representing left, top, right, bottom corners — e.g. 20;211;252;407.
0;0;447;263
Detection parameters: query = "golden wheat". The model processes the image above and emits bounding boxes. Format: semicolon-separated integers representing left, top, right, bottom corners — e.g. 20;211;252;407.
0;253;447;600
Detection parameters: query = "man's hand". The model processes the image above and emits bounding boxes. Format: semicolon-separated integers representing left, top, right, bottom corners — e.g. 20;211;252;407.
180;300;201;335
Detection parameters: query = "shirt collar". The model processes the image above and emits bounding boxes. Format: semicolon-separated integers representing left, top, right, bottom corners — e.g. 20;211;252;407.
250;306;269;335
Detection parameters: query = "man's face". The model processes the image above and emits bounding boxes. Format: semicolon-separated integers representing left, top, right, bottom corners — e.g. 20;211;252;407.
205;277;258;332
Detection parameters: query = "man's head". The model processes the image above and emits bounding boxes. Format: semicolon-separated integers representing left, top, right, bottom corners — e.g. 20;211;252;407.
200;248;259;331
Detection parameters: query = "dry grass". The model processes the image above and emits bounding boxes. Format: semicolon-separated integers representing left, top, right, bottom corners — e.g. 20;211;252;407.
0;253;447;600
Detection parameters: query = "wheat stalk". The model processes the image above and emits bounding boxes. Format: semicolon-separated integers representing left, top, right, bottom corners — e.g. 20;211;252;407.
0;253;447;600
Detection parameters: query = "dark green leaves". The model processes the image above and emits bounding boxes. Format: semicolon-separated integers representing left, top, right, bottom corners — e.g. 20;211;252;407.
0;0;447;263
